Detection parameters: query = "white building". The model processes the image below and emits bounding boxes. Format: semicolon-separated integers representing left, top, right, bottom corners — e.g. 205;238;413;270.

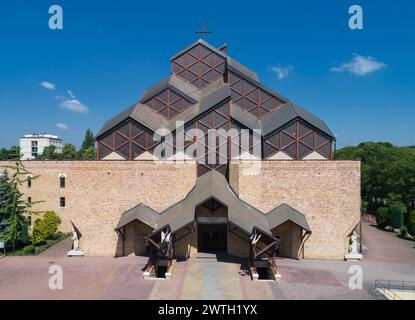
19;133;63;160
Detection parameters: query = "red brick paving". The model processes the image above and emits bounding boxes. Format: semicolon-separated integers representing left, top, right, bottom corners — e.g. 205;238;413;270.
362;220;415;264
0;221;414;300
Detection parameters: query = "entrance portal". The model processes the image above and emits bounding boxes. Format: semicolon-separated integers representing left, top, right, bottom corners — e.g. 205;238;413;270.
196;198;228;254
198;224;227;253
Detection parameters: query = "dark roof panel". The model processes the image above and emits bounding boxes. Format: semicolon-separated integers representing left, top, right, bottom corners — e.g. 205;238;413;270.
96;104;136;138
98;40;334;142
267;203;311;233
139;75;200;104
227;57;260;83
171;39;227;61
115;203;160;230
261;103;335;139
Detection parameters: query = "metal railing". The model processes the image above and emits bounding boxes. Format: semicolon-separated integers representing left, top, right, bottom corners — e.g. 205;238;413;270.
374;280;415;300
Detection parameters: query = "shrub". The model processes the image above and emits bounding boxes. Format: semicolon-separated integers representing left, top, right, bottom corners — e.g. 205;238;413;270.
376;207;389;228
32;219;47;246
361;200;368;215
22;245;35;255
32;212;62;246
42;211;61;239
399;226;408;238
50;231;65;240
387;202;405;229
408;210;415;236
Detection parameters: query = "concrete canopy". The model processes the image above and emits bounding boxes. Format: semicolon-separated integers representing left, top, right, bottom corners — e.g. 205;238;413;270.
267;204;312;233
115;203;159;231
115;170;311;237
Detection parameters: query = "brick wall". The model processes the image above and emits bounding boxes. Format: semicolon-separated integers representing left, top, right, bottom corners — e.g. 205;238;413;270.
229;160;361;260
0;160;360;260
0;161;197;256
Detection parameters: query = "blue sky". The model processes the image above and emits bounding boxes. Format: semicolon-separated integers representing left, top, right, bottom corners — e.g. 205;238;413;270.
0;0;414;148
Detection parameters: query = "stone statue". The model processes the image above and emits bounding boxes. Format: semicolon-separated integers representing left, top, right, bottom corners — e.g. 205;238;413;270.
67;228;84;257
349;231;358;254
71;229;79;251
345;230;362;260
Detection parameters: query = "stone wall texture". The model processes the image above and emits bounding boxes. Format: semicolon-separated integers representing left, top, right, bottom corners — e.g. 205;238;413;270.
0;160;360;260
0;161;197;256
229;160;361;260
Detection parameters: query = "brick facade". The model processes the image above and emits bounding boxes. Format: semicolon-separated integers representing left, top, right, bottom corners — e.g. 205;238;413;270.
0;161;197;256
0;160;360;260
229;161;361;260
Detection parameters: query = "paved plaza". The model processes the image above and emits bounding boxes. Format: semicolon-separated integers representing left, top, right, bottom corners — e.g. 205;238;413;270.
0;220;414;300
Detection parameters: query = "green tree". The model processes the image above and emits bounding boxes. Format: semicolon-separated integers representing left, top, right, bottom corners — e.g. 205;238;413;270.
408;210;415;236
32;218;47;245
387;202;406;229
0;146;21;160
361;200;368;215
0;162;36;250
336;142;415;215
79;129;96;160
81;129;95;150
79;146;96;160
61;143;78;160
376;207;389;228
32;211;61;245
36;145;60;160
0;170;13;238
42;211;61;239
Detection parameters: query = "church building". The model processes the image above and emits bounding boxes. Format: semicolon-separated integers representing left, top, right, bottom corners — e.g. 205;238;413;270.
1;39;361;278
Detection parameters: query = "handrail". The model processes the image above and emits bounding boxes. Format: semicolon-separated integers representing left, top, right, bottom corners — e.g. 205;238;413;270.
374;280;415;300
375;280;415;290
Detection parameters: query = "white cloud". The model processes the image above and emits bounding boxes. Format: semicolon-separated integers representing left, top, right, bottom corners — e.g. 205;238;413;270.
268;65;293;80
56;123;69;130
330;54;386;76
41;81;56;90
67;90;76;99
61;99;89;114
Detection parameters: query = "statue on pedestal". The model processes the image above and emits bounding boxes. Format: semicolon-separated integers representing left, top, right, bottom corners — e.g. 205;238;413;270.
345;230;362;260
67;224;85;257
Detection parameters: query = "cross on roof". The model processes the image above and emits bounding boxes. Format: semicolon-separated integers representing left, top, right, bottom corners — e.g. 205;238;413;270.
195;23;212;40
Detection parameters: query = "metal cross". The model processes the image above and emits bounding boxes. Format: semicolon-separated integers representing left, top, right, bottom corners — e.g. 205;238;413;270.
195;23;212;39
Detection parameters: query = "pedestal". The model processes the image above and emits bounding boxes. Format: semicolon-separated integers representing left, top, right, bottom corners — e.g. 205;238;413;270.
345;253;362;261
67;250;85;257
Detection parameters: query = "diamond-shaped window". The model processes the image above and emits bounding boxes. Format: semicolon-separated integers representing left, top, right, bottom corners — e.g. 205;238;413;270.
144;88;193;119
172;44;226;89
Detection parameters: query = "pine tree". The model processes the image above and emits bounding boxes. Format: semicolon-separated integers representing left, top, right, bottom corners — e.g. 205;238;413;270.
0;170;13;239
79;129;96;160
81;129;95;150
0;162;38;251
61;143;78;160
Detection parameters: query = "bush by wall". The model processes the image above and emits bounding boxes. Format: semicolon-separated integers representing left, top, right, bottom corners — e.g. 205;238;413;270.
32;211;61;246
376;207;389;228
408;210;415;236
42;211;61;239
32;219;47;246
388;202;405;229
22;245;35;255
